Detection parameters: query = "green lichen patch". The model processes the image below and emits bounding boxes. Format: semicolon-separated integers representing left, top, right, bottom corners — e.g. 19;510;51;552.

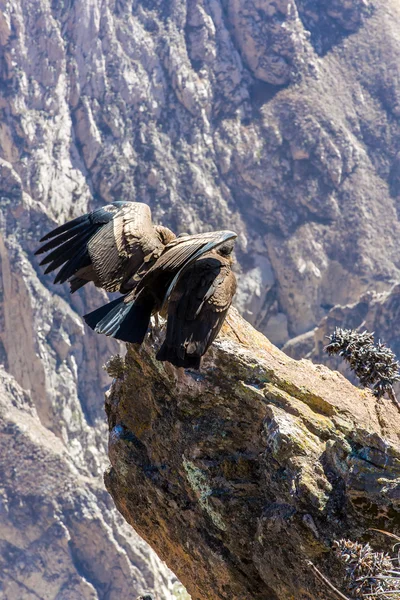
182;456;227;531
275;378;337;417
263;382;338;441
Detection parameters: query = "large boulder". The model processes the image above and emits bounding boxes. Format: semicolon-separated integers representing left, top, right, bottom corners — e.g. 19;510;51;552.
105;308;400;600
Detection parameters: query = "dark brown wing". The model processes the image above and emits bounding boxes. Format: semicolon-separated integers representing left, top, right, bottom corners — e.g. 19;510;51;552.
131;230;237;305
84;231;236;345
156;253;237;368
87;203;175;292
34;202;127;287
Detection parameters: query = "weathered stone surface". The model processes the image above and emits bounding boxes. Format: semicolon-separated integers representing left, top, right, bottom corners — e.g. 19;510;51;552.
0;366;178;600
2;0;400;595
105;308;400;600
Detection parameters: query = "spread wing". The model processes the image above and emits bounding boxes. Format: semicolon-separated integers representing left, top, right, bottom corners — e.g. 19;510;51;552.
87;203;168;292
156;255;237;368
83;230;237;351
133;230;237;305
35;201;174;293
35;202;128;284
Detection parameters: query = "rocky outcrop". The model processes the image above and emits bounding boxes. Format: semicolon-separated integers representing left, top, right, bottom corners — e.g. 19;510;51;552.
1;0;400;596
105;308;400;600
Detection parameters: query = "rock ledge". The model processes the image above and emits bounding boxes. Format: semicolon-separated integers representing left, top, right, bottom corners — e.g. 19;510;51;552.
105;308;400;600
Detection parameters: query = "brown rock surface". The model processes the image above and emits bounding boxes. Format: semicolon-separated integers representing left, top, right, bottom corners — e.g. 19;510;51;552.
105;308;400;600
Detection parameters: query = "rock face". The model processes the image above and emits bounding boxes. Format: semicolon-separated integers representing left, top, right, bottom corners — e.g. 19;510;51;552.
285;283;400;396
0;366;178;599
105;308;400;600
1;0;400;343
1;0;400;596
0;205;180;596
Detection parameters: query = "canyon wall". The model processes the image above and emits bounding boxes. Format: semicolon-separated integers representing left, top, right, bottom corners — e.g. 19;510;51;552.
0;0;400;597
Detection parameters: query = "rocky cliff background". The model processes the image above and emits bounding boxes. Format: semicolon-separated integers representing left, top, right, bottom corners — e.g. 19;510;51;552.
0;0;400;597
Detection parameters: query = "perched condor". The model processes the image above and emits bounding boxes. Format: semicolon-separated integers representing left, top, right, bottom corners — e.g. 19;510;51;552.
83;231;237;368
35;201;176;293
37;203;237;368
156;240;237;369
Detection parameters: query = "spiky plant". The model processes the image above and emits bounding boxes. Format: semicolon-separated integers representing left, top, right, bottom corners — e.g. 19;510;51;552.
334;538;400;599
325;328;400;410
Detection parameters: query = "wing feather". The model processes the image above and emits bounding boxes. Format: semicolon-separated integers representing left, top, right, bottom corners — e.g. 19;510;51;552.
134;230;237;306
38;203;123;242
156;256;236;367
208;269;237;312
87;203;166;292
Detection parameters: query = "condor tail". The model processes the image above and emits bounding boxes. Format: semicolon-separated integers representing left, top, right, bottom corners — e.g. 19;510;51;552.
83;293;154;344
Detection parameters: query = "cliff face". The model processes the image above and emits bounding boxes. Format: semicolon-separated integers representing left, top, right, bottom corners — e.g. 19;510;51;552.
0;366;177;599
285;283;400;394
2;0;400;342
105;308;400;600
1;0;400;597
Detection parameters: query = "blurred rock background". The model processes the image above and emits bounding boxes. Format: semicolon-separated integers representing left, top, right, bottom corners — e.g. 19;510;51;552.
0;0;400;597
